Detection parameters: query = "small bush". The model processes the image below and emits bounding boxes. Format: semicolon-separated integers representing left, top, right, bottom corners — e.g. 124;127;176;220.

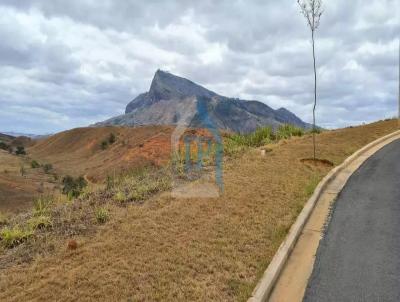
43;163;53;173
0;226;33;248
309;127;322;134
95;208;109;224
108;133;116;144
15;146;26;155
101;140;108;150
28;215;52;230
31;160;40;168
62;175;87;198
0;141;10;151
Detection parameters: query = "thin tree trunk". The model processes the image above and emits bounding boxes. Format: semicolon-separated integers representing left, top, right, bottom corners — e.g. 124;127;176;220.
311;30;317;160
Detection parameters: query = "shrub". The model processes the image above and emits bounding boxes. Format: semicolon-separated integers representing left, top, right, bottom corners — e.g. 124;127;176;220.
62;175;88;198
0;141;10;151
28;215;52;230
31;160;40;168
0;226;33;248
43;163;53;173
108;133;116;144
309;127;322;134
15;146;26;155
101;140;108;150
95;208;109;224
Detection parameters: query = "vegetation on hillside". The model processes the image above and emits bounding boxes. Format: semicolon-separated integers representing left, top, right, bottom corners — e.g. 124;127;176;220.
62;176;87;199
100;133;117;150
0;120;397;302
15;146;26;155
0;141;12;153
224;124;306;155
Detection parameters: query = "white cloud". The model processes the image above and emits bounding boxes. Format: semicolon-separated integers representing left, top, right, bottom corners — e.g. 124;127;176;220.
0;0;398;134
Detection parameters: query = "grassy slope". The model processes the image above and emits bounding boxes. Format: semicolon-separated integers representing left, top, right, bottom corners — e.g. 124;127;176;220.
28;126;175;182
0;120;398;301
0;150;57;214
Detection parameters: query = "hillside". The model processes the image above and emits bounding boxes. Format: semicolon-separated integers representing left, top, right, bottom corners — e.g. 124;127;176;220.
1;125;216;213
0;150;58;214
96;70;311;133
0;119;398;301
28;126;176;182
0;133;15;144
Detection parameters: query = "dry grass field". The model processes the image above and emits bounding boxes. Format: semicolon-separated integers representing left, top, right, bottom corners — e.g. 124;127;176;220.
0;119;398;302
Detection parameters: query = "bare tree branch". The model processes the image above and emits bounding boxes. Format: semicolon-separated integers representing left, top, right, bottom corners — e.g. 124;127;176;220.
297;0;323;161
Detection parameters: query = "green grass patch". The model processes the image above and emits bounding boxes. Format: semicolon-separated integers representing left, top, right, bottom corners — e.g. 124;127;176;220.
305;175;322;197
224;124;306;156
30;160;40;168
0;226;33;248
276;124;305;139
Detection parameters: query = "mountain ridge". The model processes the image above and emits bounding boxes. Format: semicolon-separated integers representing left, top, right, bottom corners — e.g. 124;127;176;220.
97;70;311;133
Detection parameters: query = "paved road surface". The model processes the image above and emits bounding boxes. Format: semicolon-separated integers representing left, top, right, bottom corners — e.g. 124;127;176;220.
303;139;400;302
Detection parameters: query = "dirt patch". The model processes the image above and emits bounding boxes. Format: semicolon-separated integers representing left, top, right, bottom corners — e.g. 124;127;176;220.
300;158;334;168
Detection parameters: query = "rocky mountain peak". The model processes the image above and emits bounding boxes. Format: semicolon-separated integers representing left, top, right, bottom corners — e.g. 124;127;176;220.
103;70;312;133
148;69;217;102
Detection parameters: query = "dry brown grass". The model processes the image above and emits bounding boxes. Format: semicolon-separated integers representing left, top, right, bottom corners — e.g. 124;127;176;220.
0;119;398;302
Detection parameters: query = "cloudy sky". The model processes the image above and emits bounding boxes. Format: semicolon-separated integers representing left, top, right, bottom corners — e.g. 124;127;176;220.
0;0;398;134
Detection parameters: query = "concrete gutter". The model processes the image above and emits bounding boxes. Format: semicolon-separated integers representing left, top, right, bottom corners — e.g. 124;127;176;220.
248;130;400;302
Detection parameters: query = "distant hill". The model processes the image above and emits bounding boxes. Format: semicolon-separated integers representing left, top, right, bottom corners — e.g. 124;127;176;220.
3;132;51;139
96;70;311;133
0;133;15;144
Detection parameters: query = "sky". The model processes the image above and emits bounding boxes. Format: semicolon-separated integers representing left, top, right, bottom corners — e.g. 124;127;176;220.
0;0;398;134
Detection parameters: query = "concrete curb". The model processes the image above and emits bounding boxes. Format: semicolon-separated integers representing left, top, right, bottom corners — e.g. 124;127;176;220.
247;129;400;302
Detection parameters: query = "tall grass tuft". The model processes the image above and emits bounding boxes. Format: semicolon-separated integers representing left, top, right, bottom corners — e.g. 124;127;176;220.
95;208;109;224
224;126;274;155
276;124;305;140
33;195;54;216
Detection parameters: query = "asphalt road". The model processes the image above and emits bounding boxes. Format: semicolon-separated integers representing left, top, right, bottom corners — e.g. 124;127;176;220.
303;139;400;302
